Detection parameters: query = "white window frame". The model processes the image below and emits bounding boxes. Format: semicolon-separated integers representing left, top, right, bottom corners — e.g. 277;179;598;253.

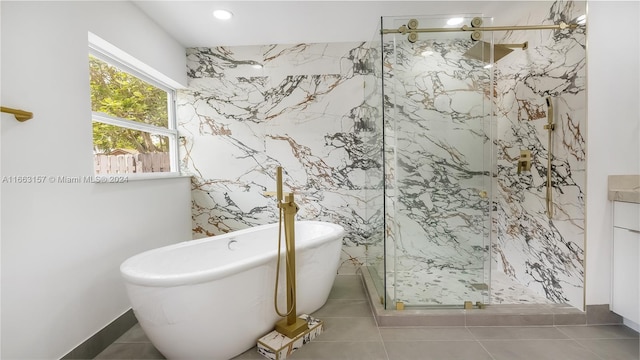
88;33;180;179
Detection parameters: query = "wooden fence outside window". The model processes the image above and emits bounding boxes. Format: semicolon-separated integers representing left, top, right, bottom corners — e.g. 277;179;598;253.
94;153;170;174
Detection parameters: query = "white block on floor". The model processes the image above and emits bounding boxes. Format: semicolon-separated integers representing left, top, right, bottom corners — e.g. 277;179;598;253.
257;314;323;360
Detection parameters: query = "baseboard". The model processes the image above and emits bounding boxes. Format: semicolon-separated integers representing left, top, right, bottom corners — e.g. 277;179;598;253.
61;309;137;359
585;304;624;325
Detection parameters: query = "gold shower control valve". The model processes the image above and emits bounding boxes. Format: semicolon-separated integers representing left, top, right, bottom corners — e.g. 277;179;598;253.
517;150;532;174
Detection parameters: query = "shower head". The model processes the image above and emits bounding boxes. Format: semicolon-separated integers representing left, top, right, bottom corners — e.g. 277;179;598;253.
463;42;512;63
463;41;528;64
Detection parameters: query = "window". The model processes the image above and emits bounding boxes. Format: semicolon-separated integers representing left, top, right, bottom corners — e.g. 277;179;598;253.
88;39;178;177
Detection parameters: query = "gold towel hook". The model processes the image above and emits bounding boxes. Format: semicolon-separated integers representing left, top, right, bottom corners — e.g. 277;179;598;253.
1;106;33;121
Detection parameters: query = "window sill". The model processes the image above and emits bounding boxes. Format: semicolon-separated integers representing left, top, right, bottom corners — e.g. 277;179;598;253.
92;172;191;183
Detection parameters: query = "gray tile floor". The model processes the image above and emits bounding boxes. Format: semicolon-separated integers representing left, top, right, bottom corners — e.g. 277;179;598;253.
96;275;640;360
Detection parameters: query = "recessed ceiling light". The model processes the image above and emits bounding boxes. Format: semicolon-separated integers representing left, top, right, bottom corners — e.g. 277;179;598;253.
447;17;464;26
213;9;233;20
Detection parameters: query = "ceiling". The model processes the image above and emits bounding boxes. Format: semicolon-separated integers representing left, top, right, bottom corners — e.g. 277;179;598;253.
132;1;537;48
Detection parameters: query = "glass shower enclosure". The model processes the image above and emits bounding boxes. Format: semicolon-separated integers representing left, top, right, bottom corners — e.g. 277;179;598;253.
364;15;494;309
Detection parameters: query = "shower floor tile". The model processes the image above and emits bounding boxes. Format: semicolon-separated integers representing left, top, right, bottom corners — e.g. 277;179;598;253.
386;267;551;306
490;270;553;304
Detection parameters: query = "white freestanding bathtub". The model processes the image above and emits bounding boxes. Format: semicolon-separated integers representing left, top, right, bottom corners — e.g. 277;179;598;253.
120;221;344;360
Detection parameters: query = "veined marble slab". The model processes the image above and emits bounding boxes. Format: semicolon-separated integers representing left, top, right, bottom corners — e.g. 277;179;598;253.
388;267;552;305
492;0;587;309
178;43;377;273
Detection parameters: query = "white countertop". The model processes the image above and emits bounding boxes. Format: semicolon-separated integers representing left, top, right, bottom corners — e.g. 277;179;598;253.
608;175;640;204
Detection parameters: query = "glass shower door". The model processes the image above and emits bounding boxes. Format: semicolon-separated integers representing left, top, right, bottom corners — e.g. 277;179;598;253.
381;15;493;308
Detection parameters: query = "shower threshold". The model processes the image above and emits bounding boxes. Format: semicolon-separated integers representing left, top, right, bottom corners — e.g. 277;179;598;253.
359;266;605;327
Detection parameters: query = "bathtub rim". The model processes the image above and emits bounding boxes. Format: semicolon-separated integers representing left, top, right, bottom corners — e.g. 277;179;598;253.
120;220;345;287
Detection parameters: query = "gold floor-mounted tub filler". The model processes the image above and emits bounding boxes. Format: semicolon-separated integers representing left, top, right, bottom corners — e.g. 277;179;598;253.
271;166;309;338
257;166;324;360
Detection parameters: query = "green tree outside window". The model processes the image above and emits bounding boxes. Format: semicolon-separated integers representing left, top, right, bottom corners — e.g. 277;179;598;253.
89;55;169;154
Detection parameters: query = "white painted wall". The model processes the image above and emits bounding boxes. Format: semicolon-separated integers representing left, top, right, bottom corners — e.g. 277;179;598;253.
1;2;191;359
586;1;640;305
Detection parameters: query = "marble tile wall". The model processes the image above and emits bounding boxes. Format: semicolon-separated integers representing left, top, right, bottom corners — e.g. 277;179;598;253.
362;39;385;282
492;0;587;309
177;43;376;273
176;0;586;309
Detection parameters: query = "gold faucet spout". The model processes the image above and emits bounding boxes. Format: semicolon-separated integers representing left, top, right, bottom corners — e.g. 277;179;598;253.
264;191;293;198
270;166;308;338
